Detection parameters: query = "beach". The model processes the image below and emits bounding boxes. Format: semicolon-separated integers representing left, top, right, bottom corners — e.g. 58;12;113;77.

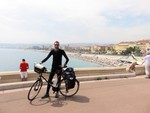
67;52;144;67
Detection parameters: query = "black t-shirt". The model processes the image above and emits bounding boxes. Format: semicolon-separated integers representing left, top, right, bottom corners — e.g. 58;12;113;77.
41;49;69;68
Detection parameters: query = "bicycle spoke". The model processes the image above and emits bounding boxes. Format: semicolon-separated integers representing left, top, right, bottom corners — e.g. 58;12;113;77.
59;79;79;97
28;79;43;101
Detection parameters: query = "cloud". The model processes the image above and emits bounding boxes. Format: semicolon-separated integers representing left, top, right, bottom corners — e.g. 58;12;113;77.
0;0;150;43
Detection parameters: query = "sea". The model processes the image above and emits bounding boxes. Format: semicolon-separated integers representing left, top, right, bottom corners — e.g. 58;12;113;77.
0;48;102;72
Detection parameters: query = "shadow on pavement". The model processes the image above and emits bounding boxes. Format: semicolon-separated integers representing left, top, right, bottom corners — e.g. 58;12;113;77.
29;95;89;107
29;97;50;106
50;95;90;107
29;96;68;107
50;97;68;107
66;95;90;103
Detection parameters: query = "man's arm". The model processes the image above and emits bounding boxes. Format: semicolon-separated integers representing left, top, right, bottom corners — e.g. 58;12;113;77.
27;63;29;69
41;50;53;63
141;61;145;65
141;57;146;65
20;63;22;69
62;50;69;66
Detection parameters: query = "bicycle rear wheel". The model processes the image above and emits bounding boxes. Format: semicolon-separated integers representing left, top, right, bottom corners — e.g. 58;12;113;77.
59;79;79;97
28;79;43;101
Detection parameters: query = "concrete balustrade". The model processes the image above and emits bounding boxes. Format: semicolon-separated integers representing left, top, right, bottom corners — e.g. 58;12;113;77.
0;71;49;83
0;66;145;91
75;67;128;76
0;66;145;84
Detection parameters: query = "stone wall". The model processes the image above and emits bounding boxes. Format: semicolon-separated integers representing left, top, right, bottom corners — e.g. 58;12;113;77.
0;66;145;84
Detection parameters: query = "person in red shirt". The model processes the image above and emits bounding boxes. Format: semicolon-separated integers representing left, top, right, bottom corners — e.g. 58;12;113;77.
20;59;29;81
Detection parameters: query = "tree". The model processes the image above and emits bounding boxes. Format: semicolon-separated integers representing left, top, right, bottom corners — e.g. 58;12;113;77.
99;48;107;54
133;46;142;56
120;46;141;56
111;48;118;55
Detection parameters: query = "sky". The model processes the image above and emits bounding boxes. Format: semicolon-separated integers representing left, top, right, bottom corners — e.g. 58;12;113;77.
0;0;150;44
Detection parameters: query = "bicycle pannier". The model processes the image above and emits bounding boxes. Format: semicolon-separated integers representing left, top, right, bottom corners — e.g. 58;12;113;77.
64;67;76;89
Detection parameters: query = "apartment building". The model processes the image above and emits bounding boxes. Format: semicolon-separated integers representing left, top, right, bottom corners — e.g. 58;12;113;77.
113;40;150;54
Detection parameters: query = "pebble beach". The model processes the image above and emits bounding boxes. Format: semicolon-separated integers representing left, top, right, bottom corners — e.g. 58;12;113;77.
67;52;143;67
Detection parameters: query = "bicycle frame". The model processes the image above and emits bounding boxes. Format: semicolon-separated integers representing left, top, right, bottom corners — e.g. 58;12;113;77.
37;71;63;89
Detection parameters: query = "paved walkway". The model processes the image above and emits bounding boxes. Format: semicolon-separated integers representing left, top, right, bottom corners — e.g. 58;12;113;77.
1;76;150;113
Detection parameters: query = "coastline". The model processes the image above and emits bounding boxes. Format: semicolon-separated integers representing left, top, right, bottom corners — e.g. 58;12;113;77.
67;52;144;67
31;49;144;67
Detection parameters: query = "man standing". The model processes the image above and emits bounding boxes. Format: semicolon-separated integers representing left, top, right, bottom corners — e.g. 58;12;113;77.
41;41;69;98
20;59;29;81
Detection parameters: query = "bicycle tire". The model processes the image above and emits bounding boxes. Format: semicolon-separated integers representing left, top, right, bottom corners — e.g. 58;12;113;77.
27;79;43;101
59;79;79;97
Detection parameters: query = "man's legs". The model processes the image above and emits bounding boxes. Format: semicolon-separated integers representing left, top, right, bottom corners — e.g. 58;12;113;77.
20;72;24;81
46;72;55;94
24;72;28;81
55;71;62;98
145;65;150;78
147;66;150;77
41;71;55;99
20;72;28;81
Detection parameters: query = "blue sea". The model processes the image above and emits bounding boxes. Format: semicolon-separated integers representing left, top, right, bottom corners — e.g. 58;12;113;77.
0;48;101;72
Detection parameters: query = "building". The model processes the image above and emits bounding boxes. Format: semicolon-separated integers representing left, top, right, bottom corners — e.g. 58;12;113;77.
91;45;114;54
91;45;102;53
113;40;150;54
136;40;150;52
113;42;136;54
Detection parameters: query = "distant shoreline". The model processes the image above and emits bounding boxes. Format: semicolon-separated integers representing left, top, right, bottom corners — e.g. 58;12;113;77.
66;52;144;67
31;49;112;66
30;49;144;67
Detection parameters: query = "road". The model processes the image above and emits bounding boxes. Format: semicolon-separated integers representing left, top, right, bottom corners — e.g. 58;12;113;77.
1;76;150;113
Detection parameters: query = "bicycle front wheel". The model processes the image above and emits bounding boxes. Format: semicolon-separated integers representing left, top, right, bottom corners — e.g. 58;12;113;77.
28;79;43;101
59;79;79;97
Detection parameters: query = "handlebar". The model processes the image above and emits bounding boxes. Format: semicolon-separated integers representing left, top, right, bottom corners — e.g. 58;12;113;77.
34;63;67;74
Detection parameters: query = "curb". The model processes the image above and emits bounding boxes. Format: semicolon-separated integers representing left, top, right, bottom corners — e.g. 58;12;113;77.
0;73;136;91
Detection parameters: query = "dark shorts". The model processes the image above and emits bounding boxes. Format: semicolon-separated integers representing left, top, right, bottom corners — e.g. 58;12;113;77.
51;67;62;73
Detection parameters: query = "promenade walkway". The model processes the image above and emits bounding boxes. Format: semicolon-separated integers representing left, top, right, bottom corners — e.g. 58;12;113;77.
0;76;150;113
